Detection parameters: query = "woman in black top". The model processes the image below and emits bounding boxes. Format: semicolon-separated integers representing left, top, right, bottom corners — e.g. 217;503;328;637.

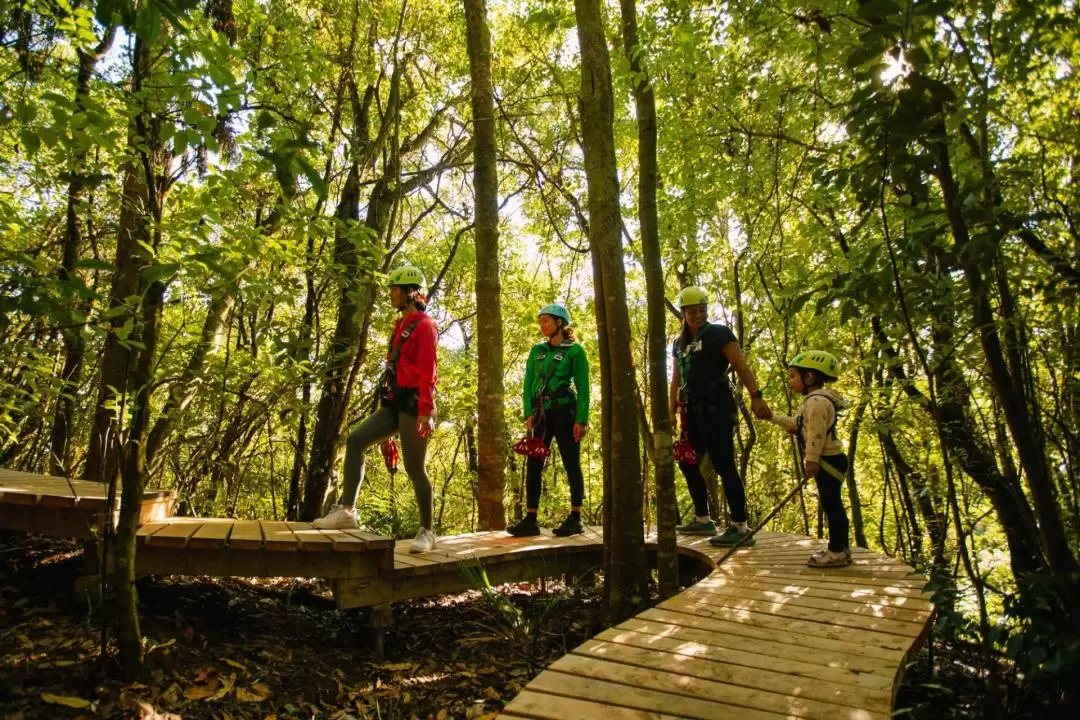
669;286;771;546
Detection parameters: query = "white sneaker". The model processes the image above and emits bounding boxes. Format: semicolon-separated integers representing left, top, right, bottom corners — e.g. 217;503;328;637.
313;505;358;529
410;527;436;553
807;548;851;568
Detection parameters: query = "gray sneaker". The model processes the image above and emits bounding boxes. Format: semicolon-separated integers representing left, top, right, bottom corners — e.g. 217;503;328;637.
676;519;717;536
708;525;756;547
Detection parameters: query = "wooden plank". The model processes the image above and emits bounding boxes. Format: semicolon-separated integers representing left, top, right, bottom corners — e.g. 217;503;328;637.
260;521;299;551
715;566;927;589
188;519;234;550
228;520;263;551
595;627;894;691
687;582;933;623
547;654;885;720
634;607;906;662
698;573;933;602
137;547;382;580
503;689;687;720
570;639;891;712
341;528;395;550
287;522;336;552
527;669;789;720
676;587;925;637
319;529;369;552
144;519;203;549
615;617;897;678
693;576;933;614
658;595;912;652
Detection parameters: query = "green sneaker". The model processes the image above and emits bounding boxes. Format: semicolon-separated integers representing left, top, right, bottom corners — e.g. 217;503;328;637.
708;525;756;547
676;519;717;536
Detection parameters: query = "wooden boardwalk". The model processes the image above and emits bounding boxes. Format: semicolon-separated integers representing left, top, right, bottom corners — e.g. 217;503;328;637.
502;532;933;720
0;468;174;537
2;469;933;716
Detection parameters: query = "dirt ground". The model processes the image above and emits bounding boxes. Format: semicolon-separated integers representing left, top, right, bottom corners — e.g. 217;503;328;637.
1;533;1003;719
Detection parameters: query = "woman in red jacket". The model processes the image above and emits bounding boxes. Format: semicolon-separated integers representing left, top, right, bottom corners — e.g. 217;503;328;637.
314;265;439;553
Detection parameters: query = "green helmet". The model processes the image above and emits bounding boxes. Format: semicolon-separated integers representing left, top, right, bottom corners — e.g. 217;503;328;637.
538;303;571;325
677;286;709;308
388;265;426;289
790;350;841;380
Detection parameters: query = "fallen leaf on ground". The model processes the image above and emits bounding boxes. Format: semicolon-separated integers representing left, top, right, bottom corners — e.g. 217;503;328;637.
236;682;272;702
41;692;91;708
210;672;236;701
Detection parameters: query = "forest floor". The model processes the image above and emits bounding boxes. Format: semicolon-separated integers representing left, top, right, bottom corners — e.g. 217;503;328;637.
0;533;1028;720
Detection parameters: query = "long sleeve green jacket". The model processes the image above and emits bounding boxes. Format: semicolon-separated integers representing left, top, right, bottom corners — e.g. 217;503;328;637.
522;340;590;424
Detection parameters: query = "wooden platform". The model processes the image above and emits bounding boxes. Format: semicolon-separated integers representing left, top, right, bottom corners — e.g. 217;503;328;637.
0;468;174;538
135;518;396;579
2;468;933;716
502;532;934;720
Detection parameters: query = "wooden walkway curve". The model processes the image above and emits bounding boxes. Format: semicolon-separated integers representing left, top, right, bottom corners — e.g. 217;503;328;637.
1;469;933;717
502;532;934;720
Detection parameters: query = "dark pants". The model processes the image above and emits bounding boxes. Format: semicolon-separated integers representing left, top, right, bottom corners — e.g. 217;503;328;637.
816;453;850;552
526;406;584;510
678;411;747;523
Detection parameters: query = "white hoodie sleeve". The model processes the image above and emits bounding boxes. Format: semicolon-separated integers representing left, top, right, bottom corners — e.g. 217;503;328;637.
800;395;836;463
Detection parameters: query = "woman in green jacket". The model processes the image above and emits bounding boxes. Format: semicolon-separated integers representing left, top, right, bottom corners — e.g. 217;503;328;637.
508;303;590;537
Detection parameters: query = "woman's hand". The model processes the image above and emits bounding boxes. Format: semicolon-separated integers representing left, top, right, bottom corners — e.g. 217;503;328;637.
751;396;772;420
573;423;588;442
417;415;435;438
804;460;820;478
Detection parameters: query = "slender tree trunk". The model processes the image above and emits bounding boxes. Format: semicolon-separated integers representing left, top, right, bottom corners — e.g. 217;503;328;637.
464;0;507;530
618;0;676;598
50;25;117;476
930;121;1078;574
845;390;870;549
302;162;366;519
574;0;647;619
82;161;149;484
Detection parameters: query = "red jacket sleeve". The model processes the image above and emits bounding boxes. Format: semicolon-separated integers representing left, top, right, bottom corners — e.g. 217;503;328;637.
413;316;438;416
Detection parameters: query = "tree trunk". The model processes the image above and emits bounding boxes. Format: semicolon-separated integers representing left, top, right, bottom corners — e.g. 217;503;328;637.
464;0;507;531
618;0;676;599
930;119;1078;574
49;25;117;476
82;160;150;484
302;162;366;519
574;0;647;620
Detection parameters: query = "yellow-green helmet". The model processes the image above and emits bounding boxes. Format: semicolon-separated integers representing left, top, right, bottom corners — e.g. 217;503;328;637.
388;265;425;289
789;350;841;380
677;286;709;308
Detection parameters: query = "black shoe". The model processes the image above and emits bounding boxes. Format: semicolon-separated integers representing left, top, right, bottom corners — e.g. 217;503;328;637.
552;515;584;537
507;515;541;537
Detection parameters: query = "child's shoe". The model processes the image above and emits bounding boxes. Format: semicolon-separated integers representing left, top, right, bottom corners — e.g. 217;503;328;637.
807;548;851;567
410;527;437;553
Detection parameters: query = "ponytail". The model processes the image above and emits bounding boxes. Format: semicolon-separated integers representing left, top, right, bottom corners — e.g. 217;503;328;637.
677;320;693;351
562;324;575;342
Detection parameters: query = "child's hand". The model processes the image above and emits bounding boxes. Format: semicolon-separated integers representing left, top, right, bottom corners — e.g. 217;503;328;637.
804;461;820;478
573;423;588;442
525;416;535;432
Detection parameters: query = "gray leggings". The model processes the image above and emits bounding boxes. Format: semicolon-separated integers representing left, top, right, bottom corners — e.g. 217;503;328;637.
338;405;433;529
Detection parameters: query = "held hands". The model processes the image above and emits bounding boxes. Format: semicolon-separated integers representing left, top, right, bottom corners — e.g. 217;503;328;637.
417;415;435;439
573;422;588;443
804;460;820;478
751;396;772;420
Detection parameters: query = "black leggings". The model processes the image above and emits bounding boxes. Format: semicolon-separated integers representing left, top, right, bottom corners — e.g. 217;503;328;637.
526;406;584;510
816;453;850;552
678;412;747;523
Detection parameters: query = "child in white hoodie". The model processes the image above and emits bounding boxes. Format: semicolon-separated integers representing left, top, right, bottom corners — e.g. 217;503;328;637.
769;351;852;567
